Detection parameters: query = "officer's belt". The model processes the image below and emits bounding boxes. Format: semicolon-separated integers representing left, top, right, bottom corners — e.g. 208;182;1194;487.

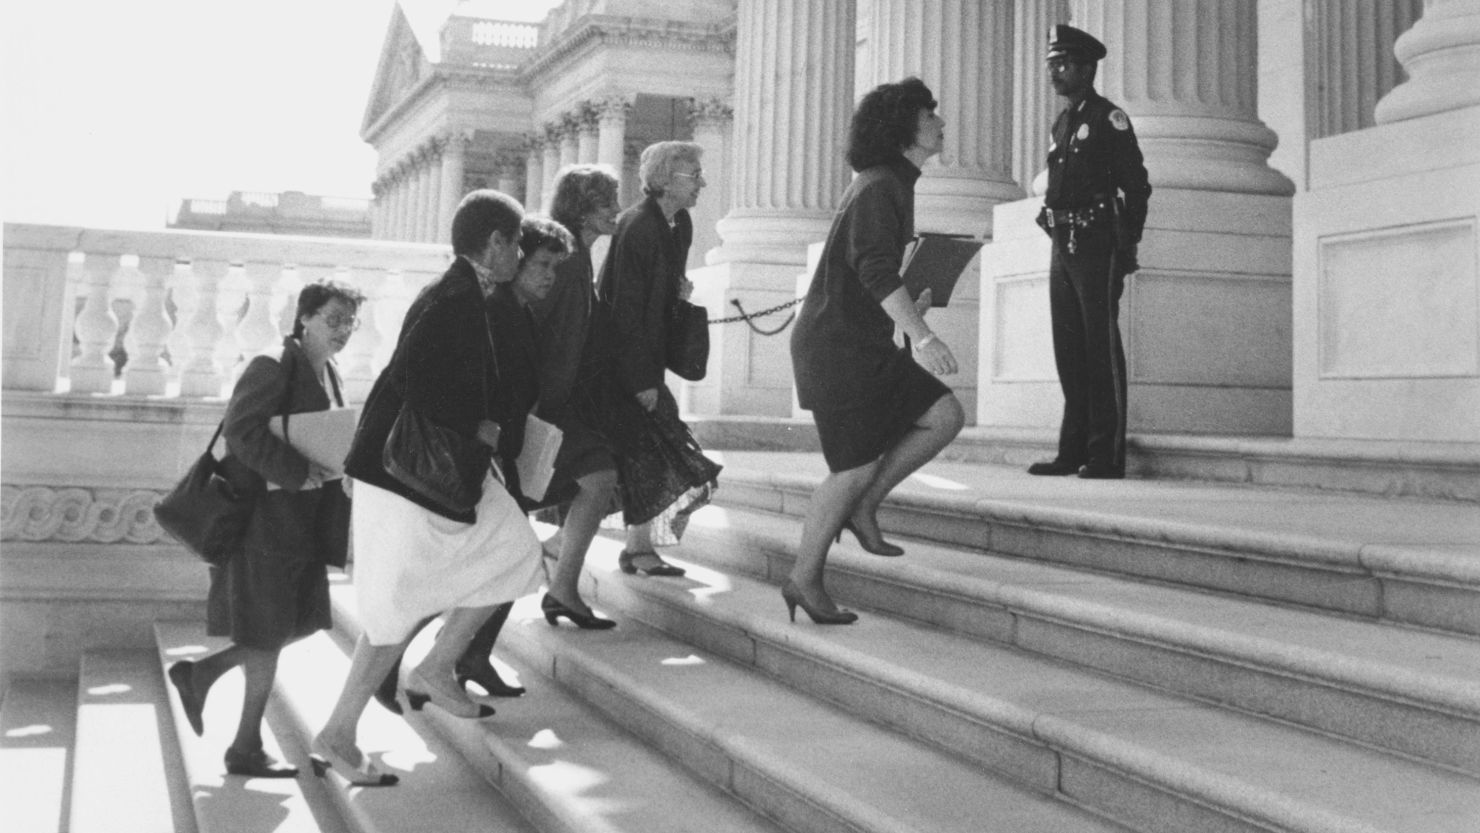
1042;197;1113;229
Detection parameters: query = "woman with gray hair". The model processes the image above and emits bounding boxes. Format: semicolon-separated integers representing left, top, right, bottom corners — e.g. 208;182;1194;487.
596;142;722;576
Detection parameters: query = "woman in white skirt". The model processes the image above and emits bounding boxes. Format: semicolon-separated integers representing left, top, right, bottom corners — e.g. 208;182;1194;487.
311;190;540;787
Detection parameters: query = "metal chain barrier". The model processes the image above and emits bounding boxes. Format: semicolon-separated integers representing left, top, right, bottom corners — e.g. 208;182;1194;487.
705;296;805;335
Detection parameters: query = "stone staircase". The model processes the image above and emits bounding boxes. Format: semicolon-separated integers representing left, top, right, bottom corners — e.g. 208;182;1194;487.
5;450;1477;832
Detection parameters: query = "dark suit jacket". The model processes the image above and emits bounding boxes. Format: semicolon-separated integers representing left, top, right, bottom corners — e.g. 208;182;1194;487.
344;257;509;523
596;196;692;394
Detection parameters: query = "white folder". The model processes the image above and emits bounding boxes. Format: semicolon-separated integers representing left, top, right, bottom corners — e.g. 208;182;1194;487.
517;413;564;502
269;407;361;477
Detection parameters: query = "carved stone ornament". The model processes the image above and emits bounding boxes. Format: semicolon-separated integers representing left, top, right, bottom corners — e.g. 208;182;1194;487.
689;97;734;127
2;485;169;544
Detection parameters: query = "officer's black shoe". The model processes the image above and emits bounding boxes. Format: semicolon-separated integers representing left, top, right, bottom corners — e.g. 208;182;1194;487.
1027;459;1082;476
1077;461;1125;480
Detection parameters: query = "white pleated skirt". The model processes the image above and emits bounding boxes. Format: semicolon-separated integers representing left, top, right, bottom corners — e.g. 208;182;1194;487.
351;473;541;645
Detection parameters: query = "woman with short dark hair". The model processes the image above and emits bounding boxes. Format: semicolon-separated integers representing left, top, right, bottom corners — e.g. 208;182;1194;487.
786;77;965;625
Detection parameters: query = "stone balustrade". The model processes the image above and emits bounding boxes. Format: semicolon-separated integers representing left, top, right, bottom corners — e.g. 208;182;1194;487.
3;222;452;403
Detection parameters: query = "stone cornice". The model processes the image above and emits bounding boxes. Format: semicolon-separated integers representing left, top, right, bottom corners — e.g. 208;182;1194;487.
362;64;520;146
520;16;735;85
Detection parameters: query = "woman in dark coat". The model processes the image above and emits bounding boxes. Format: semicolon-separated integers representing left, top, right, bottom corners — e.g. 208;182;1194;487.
787;77;965;625
596;142;722;576
166;280;363;777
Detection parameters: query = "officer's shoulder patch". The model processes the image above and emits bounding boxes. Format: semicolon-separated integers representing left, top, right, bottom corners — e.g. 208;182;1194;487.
1109;109;1130;131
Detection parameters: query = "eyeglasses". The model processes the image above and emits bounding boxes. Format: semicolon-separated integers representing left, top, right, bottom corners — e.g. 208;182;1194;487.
673;169;704;180
320;313;361;332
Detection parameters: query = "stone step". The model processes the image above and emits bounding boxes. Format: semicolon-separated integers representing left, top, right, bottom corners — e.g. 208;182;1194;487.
70;651;193;833
262;605;538;833
691;419;1480;503
323;584;790;833
679;504;1480;775
499;599;1134;833
152;622;349;833
578;541;1480;833
707;452;1480;636
0;677;76;833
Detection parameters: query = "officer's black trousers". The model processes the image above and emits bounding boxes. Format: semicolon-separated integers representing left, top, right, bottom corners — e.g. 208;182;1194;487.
1047;227;1127;471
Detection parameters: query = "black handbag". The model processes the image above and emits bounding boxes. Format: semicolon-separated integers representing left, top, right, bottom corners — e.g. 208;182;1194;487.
153;423;255;566
666;298;709;381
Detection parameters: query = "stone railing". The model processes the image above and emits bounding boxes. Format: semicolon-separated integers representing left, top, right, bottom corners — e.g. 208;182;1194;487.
3;222;452;404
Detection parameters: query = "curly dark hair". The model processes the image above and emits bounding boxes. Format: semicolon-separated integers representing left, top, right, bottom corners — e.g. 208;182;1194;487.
846;77;937;172
518;214;576;260
292;279;366;338
549;164;619;240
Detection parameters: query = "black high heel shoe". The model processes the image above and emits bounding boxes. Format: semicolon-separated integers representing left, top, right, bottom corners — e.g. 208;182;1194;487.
455;659;526;697
309;738;398;787
617;550;686;577
225;746;298;778
780;581;858;625
541;593;617;630
836;520;905;557
167;660;206;736
404;669;495;719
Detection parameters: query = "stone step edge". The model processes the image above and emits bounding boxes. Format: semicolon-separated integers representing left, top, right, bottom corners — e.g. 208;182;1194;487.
501;608;1129;833
549;575;1384;833
589;565;1468;833
718;465;1480;591
0;678;78;833
686;510;1480;721
321;586;785;833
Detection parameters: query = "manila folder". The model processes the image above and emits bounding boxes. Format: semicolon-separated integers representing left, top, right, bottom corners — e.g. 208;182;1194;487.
268;407;361;476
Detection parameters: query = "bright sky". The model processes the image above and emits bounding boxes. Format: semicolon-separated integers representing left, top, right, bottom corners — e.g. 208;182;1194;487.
1;0;557;231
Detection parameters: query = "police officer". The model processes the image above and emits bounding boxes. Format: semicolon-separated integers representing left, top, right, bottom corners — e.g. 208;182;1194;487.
1027;24;1151;480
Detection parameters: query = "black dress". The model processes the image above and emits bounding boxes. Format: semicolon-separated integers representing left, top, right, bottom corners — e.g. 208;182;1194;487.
790;156;950;473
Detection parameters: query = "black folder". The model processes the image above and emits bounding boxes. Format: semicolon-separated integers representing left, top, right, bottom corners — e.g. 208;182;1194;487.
900;233;984;307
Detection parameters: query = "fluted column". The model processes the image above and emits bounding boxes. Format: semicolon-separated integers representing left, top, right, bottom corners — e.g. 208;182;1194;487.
577;103;600;164
394;164;413;241
439;132;469;237
688;98;733;266
541;124;562;203
596;96;631;196
714;0;854;265
1014;0;1072;195
422;143;443;243
407;155;427;242
523;136;545;211
70;253;121;393
1374;0;1480;124
559;114;580;170
495;153;519;200
863;0;1022;236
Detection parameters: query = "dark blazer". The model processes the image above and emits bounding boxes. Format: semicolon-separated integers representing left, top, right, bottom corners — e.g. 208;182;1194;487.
344;257;508;523
596;196;692;394
223;337;343;560
485;282;541;474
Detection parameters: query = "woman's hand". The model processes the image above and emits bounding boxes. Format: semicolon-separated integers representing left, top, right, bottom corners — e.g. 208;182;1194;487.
913;288;933;317
636;388;659;411
677;276;694;301
476;419;502;448
913;336;958;376
303;462;335;490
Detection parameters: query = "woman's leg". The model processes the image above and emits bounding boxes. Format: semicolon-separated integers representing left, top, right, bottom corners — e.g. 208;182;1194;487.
315;633;410;766
549;467;618;609
788;461;879;611
228;647;279;754
848;394;965;541
409;605;499;700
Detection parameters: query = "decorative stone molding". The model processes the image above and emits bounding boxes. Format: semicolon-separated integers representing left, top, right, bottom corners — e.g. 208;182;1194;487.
1374;0;1480;124
595;95;634;125
520;17;736;82
688;97;733;128
2;485;167;544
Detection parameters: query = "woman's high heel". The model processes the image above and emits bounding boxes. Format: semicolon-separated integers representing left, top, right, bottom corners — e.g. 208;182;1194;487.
836;520;905;557
780;581;859;625
541;593;616;630
618;549;686;577
404;669;495;719
455;660;526;697
309;737;398;787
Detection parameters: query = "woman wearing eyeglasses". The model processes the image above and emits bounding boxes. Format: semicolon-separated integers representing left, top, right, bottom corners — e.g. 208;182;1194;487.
166;279;363;778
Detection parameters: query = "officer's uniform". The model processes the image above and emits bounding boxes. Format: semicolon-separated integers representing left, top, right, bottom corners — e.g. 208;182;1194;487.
1033;25;1151;479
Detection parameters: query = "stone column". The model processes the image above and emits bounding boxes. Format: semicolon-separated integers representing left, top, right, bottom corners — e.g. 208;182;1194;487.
394;163;414;241
1014;0;1072;195
687;98;733;268
863;0;1022;236
714;0;853;266
577;103;600;164
1292;0;1480;443
421;143;443;243
524;135;545;212
541;124;562;203
692;0;854;416
979;0;1296;437
596;97;630;172
559;114;580;170
439;132;469;237
495;153;520;200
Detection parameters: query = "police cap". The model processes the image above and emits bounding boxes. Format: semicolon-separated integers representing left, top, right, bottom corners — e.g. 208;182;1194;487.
1046;24;1107;63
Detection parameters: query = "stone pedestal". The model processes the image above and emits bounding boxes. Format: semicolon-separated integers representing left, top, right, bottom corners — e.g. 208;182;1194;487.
979;0;1296;436
1293;0;1480;442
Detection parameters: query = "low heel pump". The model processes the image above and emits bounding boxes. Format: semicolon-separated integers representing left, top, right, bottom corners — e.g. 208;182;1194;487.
404;670;495;719
781;581;858;626
309;739;398;787
541;593;616;630
836;520;905;557
617;550;686;577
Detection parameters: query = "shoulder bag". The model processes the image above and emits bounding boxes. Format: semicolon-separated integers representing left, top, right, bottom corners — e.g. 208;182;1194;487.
153;422;256;566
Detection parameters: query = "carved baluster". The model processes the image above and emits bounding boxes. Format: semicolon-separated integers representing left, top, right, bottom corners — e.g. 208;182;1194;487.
213;265;248;378
179;259;228;398
70;253;122;394
371;269;411;371
236;260;285;357
165;262;195;388
123;255;175;395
